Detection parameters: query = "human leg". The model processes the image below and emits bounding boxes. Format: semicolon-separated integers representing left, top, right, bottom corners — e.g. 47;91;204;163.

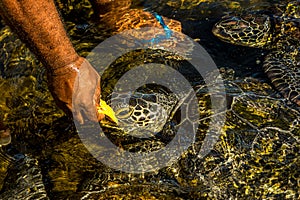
90;0;182;32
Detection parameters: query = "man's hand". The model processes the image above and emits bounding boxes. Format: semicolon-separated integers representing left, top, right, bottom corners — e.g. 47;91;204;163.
47;57;105;124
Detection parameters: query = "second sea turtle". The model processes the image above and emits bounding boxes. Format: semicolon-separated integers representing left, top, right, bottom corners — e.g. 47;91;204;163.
212;0;300;105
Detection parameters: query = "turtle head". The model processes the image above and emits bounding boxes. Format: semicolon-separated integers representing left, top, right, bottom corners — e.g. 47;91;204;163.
212;14;273;48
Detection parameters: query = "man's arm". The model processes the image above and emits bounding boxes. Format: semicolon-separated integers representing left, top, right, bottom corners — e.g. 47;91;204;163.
0;0;105;123
0;0;78;69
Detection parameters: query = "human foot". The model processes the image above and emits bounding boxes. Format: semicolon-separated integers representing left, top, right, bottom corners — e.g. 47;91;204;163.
99;8;182;33
91;0;181;33
0;122;11;146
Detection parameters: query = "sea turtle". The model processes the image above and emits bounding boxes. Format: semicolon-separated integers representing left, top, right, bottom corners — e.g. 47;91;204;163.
0;153;49;200
100;88;188;138
212;0;300;106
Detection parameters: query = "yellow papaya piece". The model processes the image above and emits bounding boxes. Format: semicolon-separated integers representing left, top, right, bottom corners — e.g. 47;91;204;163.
97;99;118;124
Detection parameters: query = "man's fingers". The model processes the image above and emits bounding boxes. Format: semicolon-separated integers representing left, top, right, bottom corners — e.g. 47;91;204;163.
83;101;99;122
97;112;105;122
74;105;104;123
73;111;84;124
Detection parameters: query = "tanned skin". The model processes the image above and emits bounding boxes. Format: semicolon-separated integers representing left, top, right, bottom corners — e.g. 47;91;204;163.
0;0;79;70
0;0;110;123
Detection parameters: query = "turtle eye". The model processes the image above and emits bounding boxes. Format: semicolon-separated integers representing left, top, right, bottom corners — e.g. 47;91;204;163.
222;17;250;31
116;107;133;119
224;20;238;26
238;21;249;28
221;20;240;31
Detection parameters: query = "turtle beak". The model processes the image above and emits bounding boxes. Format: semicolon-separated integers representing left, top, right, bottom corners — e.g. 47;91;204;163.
212;25;231;42
212;25;222;37
98;99;118;125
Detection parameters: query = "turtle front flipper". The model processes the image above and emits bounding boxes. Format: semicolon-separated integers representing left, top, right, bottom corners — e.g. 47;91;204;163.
263;49;300;106
0;155;49;199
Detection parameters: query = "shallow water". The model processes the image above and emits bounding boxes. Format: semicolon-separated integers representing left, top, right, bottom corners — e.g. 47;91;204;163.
0;0;299;199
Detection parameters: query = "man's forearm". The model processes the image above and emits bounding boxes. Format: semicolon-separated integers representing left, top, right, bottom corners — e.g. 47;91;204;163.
0;0;79;70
